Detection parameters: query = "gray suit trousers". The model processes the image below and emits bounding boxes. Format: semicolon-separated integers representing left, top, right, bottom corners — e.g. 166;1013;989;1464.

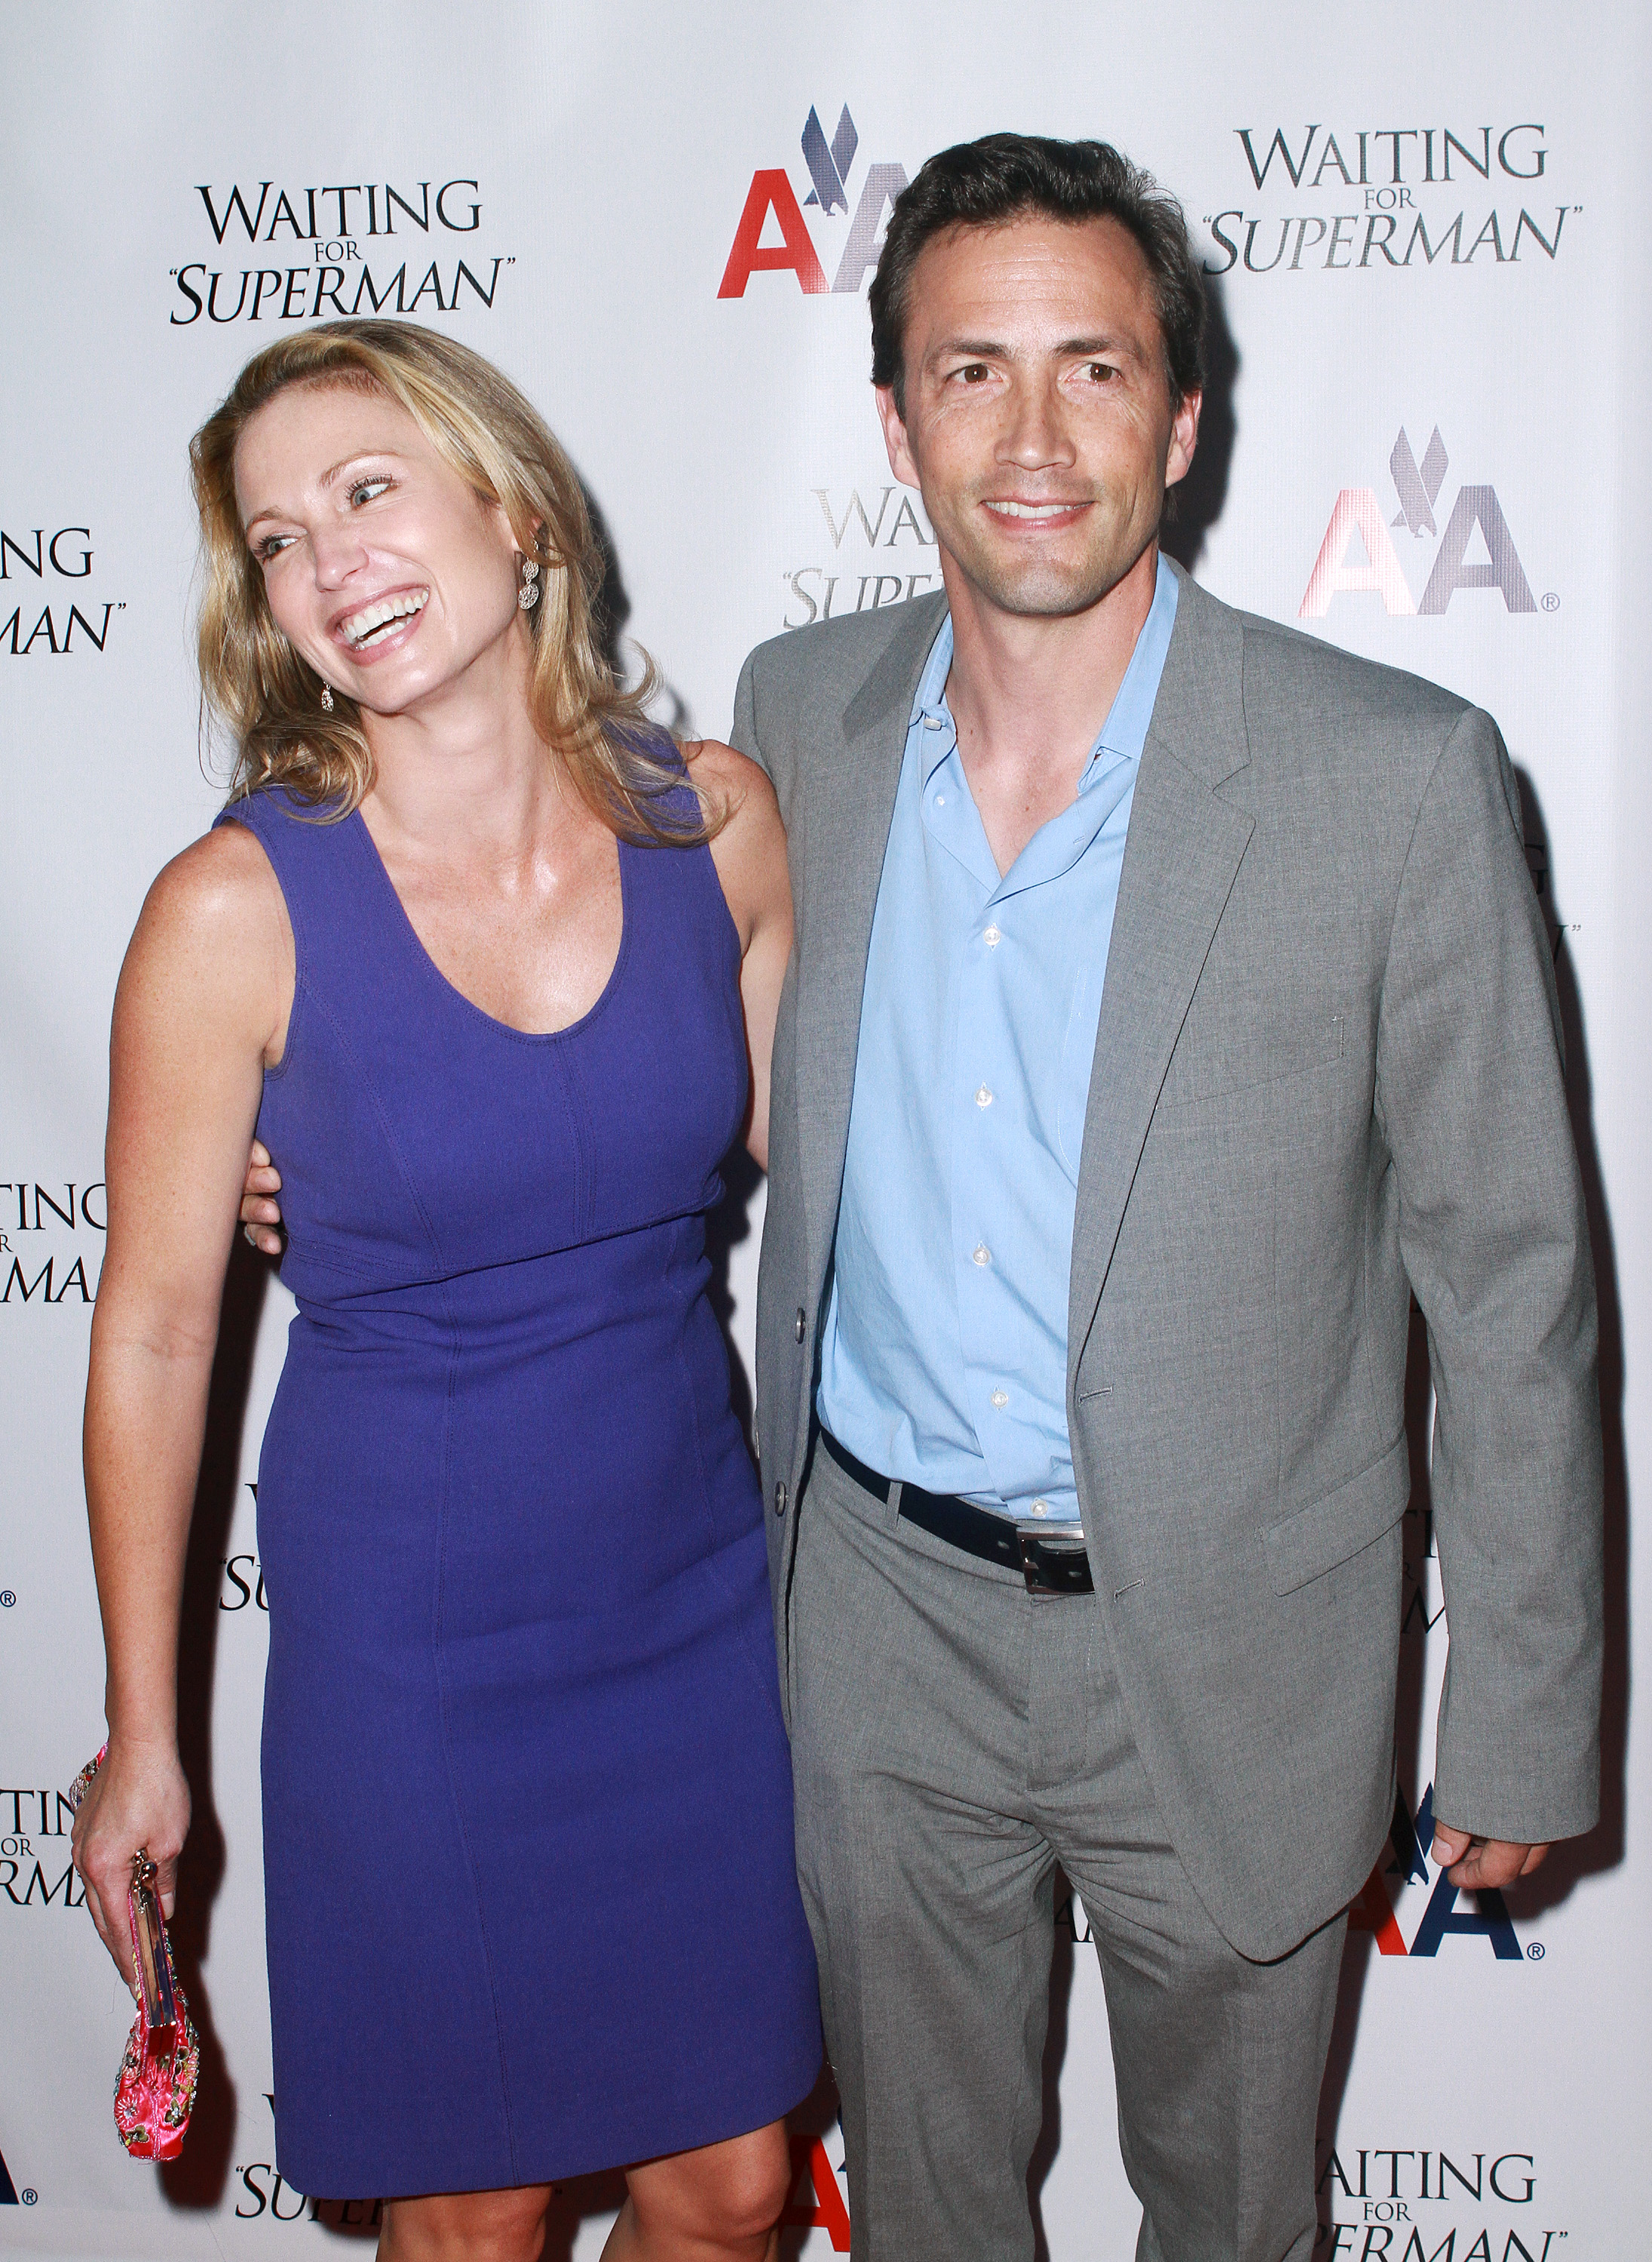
792;1445;1347;2262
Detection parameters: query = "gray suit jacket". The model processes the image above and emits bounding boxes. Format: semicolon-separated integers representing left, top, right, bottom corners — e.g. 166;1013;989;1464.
731;560;1602;1960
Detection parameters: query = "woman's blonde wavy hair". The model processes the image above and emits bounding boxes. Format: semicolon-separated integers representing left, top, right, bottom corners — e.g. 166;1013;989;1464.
191;318;713;843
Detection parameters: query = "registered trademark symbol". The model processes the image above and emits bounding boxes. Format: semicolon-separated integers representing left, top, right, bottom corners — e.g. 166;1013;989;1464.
1527;1940;1545;1959
1542;592;1560;612
21;2188;37;2204
0;1590;15;1607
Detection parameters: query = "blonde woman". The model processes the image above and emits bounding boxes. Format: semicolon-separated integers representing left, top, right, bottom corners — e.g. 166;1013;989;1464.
71;321;819;2262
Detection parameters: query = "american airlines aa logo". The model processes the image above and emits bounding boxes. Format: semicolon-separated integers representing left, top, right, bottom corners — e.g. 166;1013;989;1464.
1301;426;1540;618
719;105;908;299
1347;1782;1528;1960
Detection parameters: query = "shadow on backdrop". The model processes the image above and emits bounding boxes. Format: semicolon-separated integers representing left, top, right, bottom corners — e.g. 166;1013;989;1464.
583;477;695;740
1029;1872;1076;2262
158;1238;266;2211
1160;273;1240;580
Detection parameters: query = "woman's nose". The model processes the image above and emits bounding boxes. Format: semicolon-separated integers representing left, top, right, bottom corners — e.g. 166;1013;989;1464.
308;523;367;589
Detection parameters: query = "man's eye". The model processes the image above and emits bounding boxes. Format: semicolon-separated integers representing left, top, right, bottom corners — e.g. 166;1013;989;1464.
956;364;990;385
1084;363;1117;383
349;477;391;507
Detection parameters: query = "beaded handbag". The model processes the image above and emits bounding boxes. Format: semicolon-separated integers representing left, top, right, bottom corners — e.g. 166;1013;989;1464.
67;1746;200;2160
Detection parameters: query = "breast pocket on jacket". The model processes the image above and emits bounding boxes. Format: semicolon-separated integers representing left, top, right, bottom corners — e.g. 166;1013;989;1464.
1154;1009;1347;1123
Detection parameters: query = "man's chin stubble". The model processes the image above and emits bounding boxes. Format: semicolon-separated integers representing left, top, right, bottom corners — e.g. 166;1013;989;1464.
962;556;1131;621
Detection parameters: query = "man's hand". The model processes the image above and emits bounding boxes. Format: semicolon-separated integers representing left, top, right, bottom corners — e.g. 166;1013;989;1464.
1431;1823;1549;1890
240;1139;284;1255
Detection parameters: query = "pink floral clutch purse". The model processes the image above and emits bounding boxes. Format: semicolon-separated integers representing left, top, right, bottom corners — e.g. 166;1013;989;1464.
68;1746;200;2160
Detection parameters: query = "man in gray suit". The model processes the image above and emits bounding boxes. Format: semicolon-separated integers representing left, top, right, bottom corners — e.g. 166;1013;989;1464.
731;136;1601;2261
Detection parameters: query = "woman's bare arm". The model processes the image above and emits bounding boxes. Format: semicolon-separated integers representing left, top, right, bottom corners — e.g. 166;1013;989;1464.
74;824;290;1985
692;742;793;1172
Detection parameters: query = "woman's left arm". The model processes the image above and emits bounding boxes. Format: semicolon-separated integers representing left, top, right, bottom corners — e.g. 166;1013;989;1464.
691;742;793;1172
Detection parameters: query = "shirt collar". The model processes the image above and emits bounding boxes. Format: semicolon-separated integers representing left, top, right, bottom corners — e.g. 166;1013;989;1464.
912;615;958;783
909;551;1180;791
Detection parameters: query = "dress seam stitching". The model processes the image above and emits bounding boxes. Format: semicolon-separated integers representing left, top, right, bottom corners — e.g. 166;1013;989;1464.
430;1277;522;2181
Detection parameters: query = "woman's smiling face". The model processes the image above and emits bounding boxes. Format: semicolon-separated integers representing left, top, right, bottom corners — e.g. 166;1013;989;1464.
234;380;526;715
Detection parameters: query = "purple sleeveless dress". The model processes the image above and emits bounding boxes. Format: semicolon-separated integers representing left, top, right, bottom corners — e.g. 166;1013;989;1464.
216;783;820;2200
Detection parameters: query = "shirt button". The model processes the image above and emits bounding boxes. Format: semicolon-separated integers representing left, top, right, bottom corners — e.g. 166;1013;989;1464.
773;1481;789;1519
972;1243;992;1267
934;793;946;807
795;1307;806;1343
990;1389;1009;1408
1031;1499;1049;1519
975;1085;993;1109
982;925;1001;948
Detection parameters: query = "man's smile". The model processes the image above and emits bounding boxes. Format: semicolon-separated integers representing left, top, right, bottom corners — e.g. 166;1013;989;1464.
982;498;1090;521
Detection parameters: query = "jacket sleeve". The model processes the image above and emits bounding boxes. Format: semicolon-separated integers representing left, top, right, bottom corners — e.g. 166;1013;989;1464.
1375;704;1602;1844
731;648;768;776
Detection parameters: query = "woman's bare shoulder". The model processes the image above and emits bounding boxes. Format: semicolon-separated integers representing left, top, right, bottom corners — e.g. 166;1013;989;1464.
119;818;292;1049
136;818;287;952
682;737;780;823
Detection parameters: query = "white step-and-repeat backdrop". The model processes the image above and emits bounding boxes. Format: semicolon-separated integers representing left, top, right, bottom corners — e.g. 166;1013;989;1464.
3;5;1647;2256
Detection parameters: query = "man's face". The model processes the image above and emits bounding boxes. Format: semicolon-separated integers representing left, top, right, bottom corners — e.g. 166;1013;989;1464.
876;213;1200;620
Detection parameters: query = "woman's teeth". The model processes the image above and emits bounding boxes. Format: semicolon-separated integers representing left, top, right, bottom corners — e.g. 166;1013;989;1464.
342;589;428;648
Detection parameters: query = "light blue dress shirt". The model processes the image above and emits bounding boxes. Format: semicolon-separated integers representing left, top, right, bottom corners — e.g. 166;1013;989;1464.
817;555;1178;1525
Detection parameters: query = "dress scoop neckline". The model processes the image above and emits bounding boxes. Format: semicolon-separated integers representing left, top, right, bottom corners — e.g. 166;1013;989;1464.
348;806;633;1046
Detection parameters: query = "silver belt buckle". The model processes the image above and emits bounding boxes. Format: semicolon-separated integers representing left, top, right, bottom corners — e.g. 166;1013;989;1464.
1014;1524;1091;1597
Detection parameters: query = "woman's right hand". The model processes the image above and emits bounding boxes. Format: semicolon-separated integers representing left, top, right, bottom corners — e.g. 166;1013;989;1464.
71;1739;191;1995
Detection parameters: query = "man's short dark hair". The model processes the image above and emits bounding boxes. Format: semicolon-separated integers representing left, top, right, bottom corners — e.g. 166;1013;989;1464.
869;134;1206;418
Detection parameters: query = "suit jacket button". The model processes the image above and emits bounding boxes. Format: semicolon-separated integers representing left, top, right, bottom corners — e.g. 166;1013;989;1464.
774;1480;789;1519
795;1307;807;1343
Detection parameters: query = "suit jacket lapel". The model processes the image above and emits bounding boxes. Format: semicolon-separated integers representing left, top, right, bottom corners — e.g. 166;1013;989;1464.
1068;567;1255;1375
796;592;947;1287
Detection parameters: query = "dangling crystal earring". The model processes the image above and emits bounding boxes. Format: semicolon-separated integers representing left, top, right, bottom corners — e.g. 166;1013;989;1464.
320;683;334;713
518;556;541;611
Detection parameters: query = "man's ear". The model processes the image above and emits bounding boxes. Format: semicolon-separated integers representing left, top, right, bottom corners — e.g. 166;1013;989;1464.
1165;387;1202;492
874;384;921;492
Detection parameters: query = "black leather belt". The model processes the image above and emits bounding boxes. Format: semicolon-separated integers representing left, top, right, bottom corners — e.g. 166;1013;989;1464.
820;1430;1094;1597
